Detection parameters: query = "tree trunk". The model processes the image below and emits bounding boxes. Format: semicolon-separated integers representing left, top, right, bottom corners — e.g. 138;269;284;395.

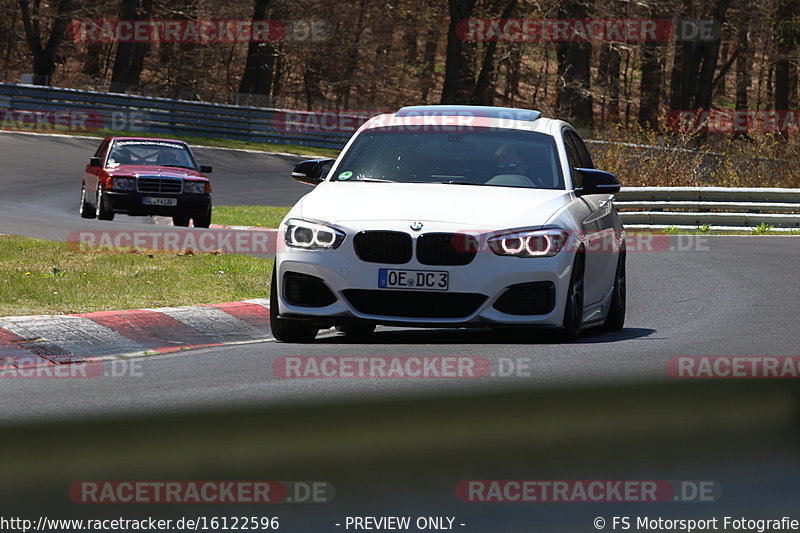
109;0;139;93
440;0;478;104
238;0;278;99
556;0;594;128
83;42;104;77
669;0;693;111
734;2;750;139
337;0;367;108
774;0;800;139
695;0;732;110
608;45;621;122
639;41;663;128
18;0;74;85
472;0;516;106
129;0;154;88
419;24;439;102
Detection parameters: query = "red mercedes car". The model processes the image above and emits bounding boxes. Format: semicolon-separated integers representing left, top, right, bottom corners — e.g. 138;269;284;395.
79;137;213;227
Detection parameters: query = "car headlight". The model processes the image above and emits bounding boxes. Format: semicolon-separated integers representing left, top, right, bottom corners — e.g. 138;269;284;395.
284;219;345;249
112;177;136;191
183;181;206;194
487;228;570;257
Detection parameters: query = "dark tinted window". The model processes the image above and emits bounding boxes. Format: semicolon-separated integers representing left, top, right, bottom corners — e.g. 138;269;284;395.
562;130;582;188
106;140;197;169
570;131;594;169
334;128;565;190
94;140;109;158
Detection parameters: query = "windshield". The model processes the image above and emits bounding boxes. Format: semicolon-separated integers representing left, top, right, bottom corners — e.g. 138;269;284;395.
106;140;197;169
332;127;564;189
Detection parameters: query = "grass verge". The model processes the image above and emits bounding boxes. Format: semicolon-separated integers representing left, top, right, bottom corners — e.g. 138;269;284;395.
0;234;272;316
213;206;292;228
655;226;800;236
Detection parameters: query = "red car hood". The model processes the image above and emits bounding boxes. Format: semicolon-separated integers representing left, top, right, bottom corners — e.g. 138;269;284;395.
105;165;208;180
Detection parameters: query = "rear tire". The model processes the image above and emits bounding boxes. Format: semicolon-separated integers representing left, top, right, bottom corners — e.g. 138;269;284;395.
561;249;585;341
95;188;114;221
79;185;96;219
172;215;190;227
269;266;319;343
604;249;626;331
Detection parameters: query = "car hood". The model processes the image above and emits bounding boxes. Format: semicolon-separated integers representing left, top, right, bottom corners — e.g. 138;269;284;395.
298;182;572;229
105;165;207;180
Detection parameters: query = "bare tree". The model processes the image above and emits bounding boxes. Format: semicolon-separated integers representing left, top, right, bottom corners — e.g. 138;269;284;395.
441;0;478;104
774;0;800;138
18;0;74;85
238;0;279;100
556;0;594;128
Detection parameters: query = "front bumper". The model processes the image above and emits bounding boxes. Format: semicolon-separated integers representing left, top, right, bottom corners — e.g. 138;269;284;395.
275;221;575;328
104;190;211;216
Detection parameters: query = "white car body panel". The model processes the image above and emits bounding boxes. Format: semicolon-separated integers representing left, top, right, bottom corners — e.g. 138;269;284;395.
274;106;624;331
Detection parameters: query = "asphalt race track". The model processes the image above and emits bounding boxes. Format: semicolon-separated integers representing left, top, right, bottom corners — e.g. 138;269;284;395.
0;131;311;241
0;131;798;422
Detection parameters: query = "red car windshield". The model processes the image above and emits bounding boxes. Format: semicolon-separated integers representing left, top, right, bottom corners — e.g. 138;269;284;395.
106;140;197;170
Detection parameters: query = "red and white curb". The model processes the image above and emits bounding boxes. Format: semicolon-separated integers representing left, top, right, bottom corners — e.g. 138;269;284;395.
0;299;271;369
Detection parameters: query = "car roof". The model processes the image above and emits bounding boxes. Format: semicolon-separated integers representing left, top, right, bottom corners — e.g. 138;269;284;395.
107;137;189;144
396;105;542;121
359;105;564;135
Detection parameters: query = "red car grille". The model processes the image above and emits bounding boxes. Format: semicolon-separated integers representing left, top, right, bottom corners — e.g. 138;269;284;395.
137;176;182;194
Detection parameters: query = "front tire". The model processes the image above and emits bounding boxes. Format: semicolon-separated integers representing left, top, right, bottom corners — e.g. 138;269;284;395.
172;215;190;227
561;249;585;340
604;249;626;331
79;185;96;219
192;205;212;228
95;188;114;221
269;266;319;343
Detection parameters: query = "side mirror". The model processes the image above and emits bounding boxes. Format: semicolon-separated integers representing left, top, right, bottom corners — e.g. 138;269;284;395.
574;168;620;196
291;158;335;185
200;165;213;174
89;157;102;168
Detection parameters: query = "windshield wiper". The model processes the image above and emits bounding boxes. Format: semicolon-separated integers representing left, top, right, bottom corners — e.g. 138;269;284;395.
440;181;483;186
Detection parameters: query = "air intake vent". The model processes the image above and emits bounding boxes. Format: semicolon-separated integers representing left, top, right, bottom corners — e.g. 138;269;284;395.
353;231;412;264
492;282;555;315
417;233;477;266
283;272;337;307
343;290;486;319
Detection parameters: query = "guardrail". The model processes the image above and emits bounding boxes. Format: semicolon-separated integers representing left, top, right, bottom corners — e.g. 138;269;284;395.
0;83;354;149
616;187;800;230
2;84;799;230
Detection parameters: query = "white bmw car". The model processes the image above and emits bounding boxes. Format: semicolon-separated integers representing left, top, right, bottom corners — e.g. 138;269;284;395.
270;105;625;342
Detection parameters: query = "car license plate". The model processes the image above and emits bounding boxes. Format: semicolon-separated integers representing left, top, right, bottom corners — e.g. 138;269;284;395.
142;197;177;206
378;269;448;291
